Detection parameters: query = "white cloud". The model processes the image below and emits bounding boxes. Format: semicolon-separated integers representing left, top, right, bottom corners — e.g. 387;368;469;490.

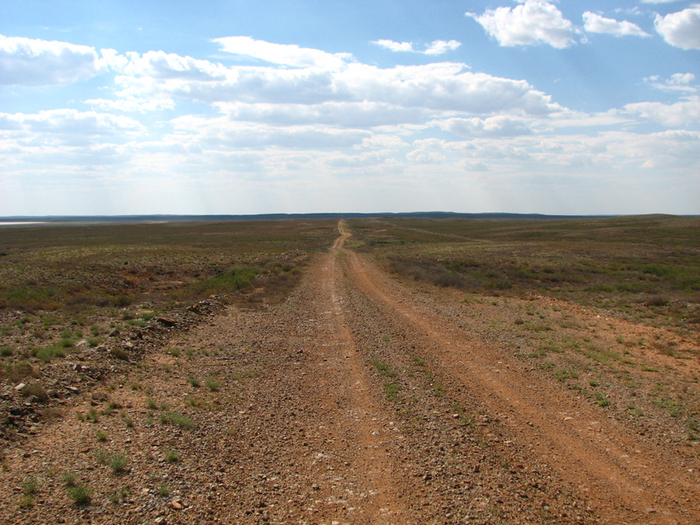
0;34;105;85
359;134;407;150
466;0;575;49
338;63;562;115
654;7;700;50
169;116;370;149
326;151;386;168
641;0;682;4
645;73;696;93
0;109;144;136
373;39;461;55
373;40;414;52
115;50;229;81
432;116;533;137
624;95;700;126
424;40;462;55
112;58;347;106
212;36;351;69
547;109;632;129
216;101;427;128
604;130;700;169
407;139;446;164
583;12;650;37
85;97;176;113
400;128;700;176
107;45;562;117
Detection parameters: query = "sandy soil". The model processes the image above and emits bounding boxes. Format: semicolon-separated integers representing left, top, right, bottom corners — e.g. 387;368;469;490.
1;221;698;524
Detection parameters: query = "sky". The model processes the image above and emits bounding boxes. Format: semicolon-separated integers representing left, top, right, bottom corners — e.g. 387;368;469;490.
1;0;699;216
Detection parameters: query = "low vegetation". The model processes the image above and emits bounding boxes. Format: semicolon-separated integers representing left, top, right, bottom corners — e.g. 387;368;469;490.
0;219;337;441
350;215;700;334
350;214;700;447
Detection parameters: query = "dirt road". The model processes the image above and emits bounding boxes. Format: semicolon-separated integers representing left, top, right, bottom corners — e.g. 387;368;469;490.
1;221;698;524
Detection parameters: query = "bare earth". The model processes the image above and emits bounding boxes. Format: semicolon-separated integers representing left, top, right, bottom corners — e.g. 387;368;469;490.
1;222;699;524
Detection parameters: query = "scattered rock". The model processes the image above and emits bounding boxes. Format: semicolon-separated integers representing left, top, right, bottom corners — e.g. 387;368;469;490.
170;498;184;510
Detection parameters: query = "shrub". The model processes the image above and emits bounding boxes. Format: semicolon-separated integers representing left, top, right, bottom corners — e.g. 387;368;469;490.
33;345;66;362
192;267;259;296
22;476;38;495
20;382;48;402
110;348;129;360
62;472;77;487
160;412;195;430
67;484;92;505
204;378;220;392
94;448;109;465
109;453;128;474
595;392;611;407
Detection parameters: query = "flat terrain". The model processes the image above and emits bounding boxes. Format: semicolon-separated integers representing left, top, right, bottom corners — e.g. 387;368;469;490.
0;217;699;523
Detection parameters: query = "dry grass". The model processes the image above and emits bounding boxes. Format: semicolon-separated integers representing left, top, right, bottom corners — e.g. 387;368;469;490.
0;220;337;315
350;215;700;334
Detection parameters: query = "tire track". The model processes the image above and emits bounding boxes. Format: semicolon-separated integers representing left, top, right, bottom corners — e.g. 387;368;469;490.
337;221;700;525
303;242;414;523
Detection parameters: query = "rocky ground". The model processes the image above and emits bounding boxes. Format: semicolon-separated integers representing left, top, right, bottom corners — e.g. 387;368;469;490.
0;223;698;524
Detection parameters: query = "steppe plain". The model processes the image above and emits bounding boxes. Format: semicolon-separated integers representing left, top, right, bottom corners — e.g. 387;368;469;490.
0;215;699;524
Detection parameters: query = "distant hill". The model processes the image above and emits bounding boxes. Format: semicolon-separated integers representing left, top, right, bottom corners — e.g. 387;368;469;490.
0;212;614;223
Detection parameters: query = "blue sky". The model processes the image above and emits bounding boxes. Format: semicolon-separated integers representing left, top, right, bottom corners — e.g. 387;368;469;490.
1;0;699;216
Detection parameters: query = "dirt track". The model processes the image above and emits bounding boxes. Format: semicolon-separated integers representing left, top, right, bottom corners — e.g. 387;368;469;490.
1;221;698;524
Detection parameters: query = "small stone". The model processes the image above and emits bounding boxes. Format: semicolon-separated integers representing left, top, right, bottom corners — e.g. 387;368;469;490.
170;498;184;510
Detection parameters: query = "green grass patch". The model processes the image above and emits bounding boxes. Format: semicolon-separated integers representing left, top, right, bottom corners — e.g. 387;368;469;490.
160;412;195;430
67;484;92;506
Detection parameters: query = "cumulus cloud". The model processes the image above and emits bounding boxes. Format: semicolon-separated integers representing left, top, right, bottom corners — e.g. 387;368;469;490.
0;109;144;136
604;130;700;169
583;12;650;37
645;73;696;93
373;40;414;52
432;116;533;137
466;0;575;49
624;96;700;127
326;151;386;168
212;36;351;69
359;134;407;150
169;116;370;149
107;44;562;118
407;139;446;163
352;63;562;115
0;34;105;85
424;40;462;55
654;7;700;50
85;97;176;113
216;101;427;128
113;50;229;81
373;39;461;55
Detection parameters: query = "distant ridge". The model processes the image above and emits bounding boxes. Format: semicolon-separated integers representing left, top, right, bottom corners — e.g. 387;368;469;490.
0;212;615;223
